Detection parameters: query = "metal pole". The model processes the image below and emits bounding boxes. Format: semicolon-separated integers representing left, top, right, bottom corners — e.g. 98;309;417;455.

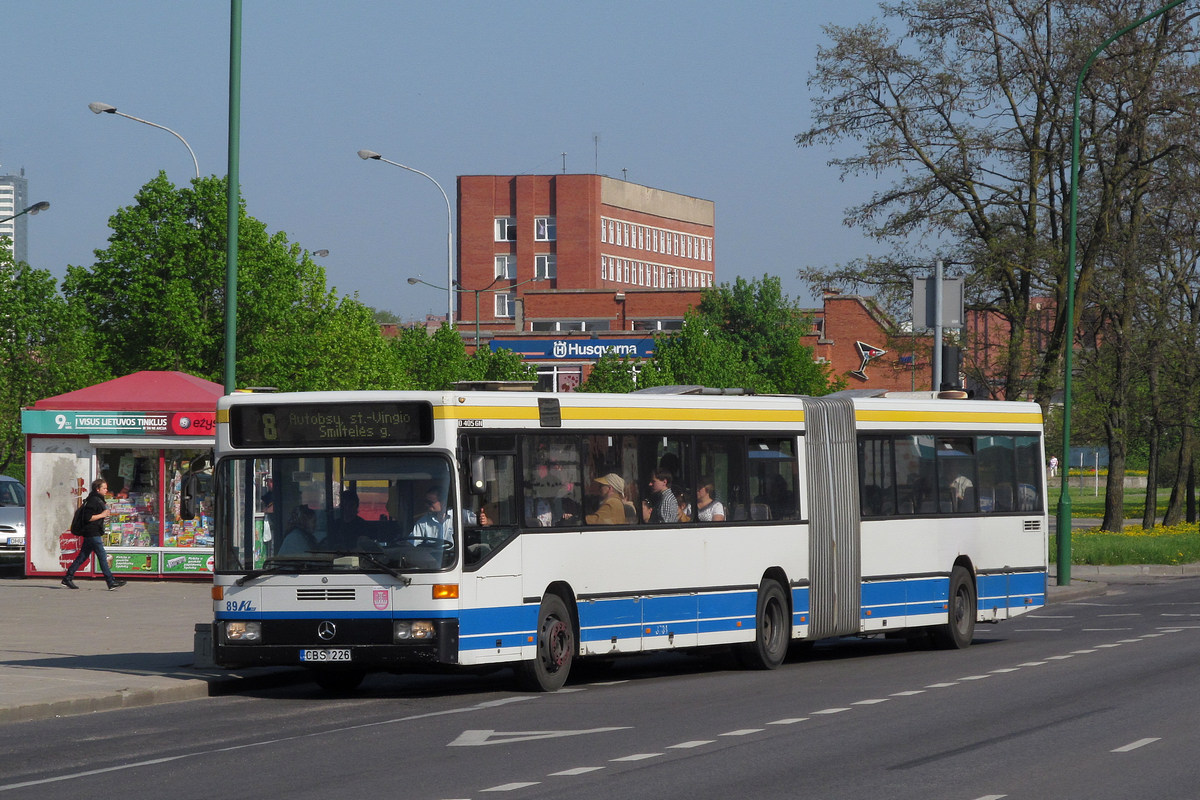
1057;0;1186;585
223;0;242;394
932;260;943;391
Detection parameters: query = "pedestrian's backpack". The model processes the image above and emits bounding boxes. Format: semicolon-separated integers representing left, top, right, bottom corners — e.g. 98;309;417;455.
69;503;89;536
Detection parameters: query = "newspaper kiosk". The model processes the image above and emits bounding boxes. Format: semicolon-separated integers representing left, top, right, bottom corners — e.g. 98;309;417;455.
22;371;221;579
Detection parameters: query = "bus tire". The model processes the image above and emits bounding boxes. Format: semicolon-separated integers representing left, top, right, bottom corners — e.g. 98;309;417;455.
516;594;575;692
739;580;790;670
932;566;976;650
311;668;366;693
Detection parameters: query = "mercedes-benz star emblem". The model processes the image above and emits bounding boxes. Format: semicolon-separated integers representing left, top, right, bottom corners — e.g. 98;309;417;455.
317;621;337;641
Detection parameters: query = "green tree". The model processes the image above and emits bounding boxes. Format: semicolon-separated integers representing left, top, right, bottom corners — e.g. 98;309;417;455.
583;276;837;395
62;173;403;390
391;323;535;389
0;250;108;479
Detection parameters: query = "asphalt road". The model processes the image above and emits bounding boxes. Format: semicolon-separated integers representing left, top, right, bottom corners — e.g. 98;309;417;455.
2;578;1198;800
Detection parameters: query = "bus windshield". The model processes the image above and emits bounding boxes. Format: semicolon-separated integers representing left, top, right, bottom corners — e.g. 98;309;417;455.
215;454;457;574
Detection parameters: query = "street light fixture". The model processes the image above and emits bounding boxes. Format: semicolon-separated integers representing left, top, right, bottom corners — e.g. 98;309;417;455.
359;149;454;324
408;274;545;346
89;102;200;180
0;201;50;226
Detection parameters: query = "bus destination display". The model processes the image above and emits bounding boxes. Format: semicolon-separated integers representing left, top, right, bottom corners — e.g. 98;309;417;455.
229;403;433;447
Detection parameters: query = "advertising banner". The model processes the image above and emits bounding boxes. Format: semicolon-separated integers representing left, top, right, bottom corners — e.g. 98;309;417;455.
21;410;217;437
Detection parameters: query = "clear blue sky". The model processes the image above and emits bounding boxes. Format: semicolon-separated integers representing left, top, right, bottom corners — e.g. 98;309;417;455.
4;1;883;322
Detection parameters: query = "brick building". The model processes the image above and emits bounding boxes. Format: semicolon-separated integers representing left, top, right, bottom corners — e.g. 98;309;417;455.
803;291;936;392
456;174;714;391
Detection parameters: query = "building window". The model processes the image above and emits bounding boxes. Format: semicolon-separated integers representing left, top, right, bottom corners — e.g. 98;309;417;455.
495;217;516;242
535;217;556;241
495;254;516;279
535;254;557;280
495;292;516;318
601;221;607;243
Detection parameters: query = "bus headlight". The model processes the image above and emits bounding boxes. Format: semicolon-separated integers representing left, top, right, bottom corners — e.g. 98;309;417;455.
394;620;436;641
224;621;262;643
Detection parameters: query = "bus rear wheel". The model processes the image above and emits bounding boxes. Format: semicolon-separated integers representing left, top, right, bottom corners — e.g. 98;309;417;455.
516;594;575;692
932;566;976;650
738;580;789;669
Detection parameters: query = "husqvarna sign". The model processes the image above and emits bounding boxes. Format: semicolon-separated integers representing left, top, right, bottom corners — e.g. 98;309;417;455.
492;338;655;360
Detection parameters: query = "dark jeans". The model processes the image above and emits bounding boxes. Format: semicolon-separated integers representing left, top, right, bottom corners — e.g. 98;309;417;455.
65;536;116;585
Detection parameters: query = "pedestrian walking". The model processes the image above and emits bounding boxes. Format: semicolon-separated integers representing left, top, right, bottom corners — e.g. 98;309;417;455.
1048;455;1058;478
62;478;126;590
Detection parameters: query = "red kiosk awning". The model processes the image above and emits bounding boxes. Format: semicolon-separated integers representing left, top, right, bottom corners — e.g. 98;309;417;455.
33;371;224;412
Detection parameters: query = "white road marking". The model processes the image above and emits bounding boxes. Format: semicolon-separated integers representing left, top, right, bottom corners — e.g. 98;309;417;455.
1017;661;1047;666
1094;643;1123;648
1014;628;1062;632
1083;628;1132;632
971;795;1007;799
891;690;925;696
1045;655;1074;660
1112;738;1160;753
1099;613;1140;617
853;698;890;705
720;729;764;736
1117;639;1145;643
549;767;604;776
483;782;540;792
990;668;1020;674
812;707;851;714
1071;649;1097;654
958;675;991;681
449;727;630;746
1139;633;1164;638
768;718;808;725
925;682;959;688
669;740;715;748
611;753;662;762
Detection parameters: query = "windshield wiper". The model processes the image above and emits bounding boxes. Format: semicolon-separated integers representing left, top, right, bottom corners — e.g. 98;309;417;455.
234;557;319;586
307;549;410;584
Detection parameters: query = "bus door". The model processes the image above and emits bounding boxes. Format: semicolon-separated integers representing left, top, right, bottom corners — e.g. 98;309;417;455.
802;397;861;639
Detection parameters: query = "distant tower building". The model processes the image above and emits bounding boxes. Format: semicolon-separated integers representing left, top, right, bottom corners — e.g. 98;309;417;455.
0;169;31;265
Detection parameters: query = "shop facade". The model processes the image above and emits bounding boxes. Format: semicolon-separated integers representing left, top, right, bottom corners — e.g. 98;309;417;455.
22;371;221;579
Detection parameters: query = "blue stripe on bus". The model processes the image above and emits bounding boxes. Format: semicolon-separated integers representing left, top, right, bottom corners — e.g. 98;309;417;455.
218;572;1046;646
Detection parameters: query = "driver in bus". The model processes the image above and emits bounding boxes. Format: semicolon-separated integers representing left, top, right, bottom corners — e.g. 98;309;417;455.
408;486;454;545
333;489;370;549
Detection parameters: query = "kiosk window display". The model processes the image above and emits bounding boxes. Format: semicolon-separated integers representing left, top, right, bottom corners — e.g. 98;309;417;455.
22;371;223;579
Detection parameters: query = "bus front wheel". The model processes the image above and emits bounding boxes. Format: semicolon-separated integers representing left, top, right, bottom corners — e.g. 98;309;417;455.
932;566;976;649
516;594;575;692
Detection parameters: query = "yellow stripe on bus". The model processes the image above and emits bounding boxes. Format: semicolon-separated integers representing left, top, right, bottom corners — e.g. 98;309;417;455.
437;405;806;424
854;409;1042;425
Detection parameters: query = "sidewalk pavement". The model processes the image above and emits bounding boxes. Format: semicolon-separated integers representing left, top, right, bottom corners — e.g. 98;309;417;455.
3;566;1198;725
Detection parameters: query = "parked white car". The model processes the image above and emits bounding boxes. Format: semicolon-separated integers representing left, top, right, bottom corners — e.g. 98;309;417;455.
0;475;26;560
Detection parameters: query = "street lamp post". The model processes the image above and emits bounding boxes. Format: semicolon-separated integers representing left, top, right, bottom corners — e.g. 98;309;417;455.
1057;0;1187;586
359;149;454;324
88;102;200;180
408;274;544;347
0;201;50;226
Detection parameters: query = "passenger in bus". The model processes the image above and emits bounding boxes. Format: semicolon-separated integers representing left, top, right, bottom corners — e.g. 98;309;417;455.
478;502;498;527
333;489;370;549
643;469;679;524
584;473;627;525
409;487;454;544
757;474;794;519
277;505;318;555
676;490;692;522
695;477;726;522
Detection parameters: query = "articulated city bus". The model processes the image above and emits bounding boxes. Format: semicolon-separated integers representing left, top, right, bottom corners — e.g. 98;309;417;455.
210;387;1047;691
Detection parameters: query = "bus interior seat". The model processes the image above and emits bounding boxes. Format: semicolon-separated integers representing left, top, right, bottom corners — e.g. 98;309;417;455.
750;503;771;520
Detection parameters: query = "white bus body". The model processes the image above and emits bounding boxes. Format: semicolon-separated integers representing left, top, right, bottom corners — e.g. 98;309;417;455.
211;389;1047;691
